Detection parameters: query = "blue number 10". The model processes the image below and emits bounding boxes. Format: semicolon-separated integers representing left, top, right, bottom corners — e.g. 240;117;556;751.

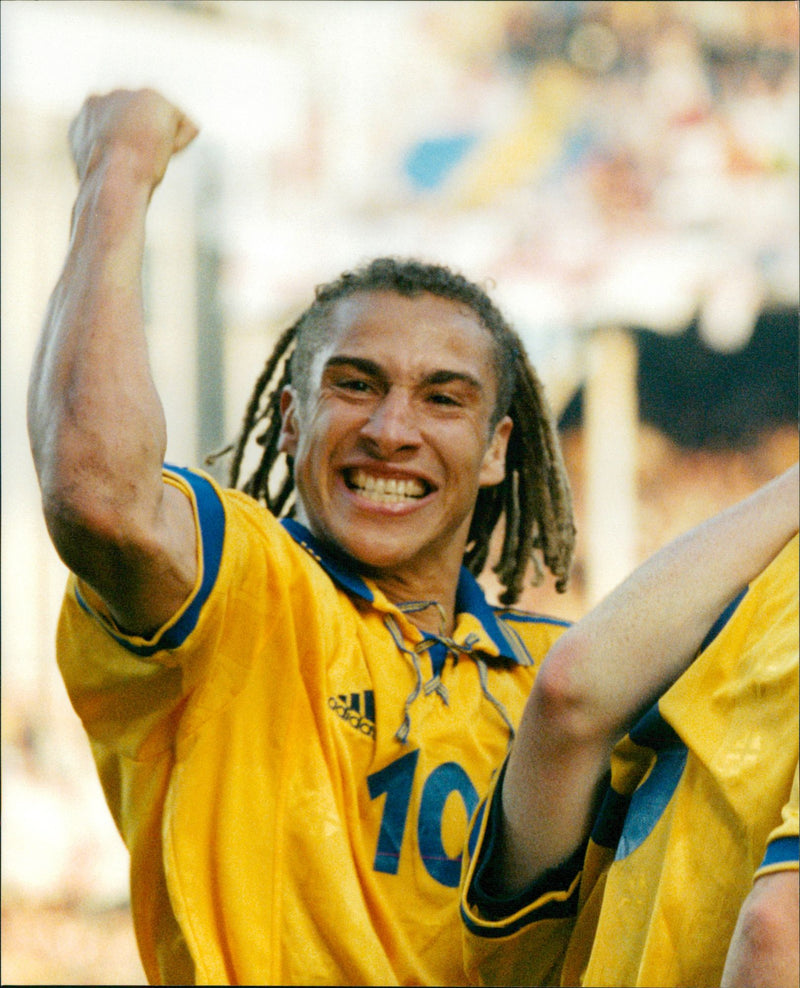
368;750;479;888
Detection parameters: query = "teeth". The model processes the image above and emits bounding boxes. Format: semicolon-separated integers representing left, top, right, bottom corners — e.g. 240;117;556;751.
351;469;426;503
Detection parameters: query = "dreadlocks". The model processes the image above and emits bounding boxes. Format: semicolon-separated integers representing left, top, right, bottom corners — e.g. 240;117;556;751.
217;257;575;606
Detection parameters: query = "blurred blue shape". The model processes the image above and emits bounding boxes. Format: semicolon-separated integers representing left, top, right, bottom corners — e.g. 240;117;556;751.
403;133;478;190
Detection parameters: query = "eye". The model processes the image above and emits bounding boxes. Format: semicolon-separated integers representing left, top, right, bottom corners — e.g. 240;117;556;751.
427;392;461;407
334;376;376;395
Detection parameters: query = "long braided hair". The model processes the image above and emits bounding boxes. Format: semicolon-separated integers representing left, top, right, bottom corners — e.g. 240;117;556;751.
215;257;575;605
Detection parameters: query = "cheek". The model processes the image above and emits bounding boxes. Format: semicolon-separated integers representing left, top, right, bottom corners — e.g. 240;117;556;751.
294;439;323;493
292;413;340;490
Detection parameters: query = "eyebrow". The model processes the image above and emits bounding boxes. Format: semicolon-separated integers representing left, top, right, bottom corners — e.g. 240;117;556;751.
323;355;484;392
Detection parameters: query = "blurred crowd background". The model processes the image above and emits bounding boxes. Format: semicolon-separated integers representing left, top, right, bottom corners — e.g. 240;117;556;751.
2;1;798;983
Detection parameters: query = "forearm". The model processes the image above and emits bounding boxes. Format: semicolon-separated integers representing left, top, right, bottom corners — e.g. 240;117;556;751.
497;467;799;890
561;465;799;738
28;152;167;549
498;689;610;894
27;90;199;634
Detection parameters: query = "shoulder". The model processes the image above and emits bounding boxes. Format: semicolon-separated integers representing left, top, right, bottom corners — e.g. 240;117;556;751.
165;464;309;571
60;467;326;661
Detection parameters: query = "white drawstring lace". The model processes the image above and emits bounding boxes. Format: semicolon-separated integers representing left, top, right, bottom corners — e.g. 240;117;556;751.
384;602;516;747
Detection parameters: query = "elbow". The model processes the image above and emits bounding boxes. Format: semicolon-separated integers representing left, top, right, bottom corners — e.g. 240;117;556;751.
41;485;123;574
532;630;606;748
736;899;790;958
723;875;800;987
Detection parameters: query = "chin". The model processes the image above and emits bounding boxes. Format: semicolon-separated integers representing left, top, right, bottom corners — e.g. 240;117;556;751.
344;541;413;574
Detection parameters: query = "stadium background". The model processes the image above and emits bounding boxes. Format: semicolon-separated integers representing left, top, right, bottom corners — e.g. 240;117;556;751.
2;2;797;982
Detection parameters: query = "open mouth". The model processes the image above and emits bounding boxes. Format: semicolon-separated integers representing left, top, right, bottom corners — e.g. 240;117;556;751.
346;468;430;505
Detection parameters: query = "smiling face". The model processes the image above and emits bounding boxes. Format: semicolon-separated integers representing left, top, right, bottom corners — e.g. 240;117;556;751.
278;290;512;597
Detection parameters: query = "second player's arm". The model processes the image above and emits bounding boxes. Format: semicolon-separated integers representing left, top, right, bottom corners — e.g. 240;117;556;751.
721;870;799;988
27;90;199;635
495;465;799;894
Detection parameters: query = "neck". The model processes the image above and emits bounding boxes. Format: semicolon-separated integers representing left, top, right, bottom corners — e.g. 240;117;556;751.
371;571;458;636
289;509;464;635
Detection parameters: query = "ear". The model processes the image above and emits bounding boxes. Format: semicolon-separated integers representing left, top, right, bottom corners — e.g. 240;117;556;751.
479;415;513;488
277;386;300;456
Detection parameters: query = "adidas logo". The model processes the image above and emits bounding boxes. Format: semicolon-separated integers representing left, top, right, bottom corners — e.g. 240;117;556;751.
328;690;375;738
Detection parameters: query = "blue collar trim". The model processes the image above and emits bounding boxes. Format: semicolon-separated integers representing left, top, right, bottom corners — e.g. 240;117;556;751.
281;518;375;602
281;518;516;662
453;566;515;660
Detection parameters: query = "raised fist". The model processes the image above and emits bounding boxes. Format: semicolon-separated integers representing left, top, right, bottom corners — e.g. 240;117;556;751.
68;88;199;189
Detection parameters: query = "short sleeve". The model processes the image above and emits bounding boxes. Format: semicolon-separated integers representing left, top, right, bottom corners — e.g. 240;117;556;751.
755;762;799;881
461;763;582;986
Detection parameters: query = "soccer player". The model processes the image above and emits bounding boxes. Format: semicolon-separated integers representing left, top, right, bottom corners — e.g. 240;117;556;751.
461;485;798;986
27;87;575;985
28;88;797;986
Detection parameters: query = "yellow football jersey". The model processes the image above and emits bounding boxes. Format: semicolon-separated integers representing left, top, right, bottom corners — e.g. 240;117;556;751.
56;466;569;985
462;534;799;987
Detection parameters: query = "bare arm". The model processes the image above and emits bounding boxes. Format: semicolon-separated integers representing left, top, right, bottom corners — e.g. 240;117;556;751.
721;870;799;988
496;464;799;893
27;89;199;635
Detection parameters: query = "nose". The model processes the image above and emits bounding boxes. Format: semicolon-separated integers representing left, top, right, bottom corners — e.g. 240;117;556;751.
359;388;421;455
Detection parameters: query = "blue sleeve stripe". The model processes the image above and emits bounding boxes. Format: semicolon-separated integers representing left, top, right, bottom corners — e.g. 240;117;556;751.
76;466;226;657
461;873;580;938
760;835;799;870
158;466;225;651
